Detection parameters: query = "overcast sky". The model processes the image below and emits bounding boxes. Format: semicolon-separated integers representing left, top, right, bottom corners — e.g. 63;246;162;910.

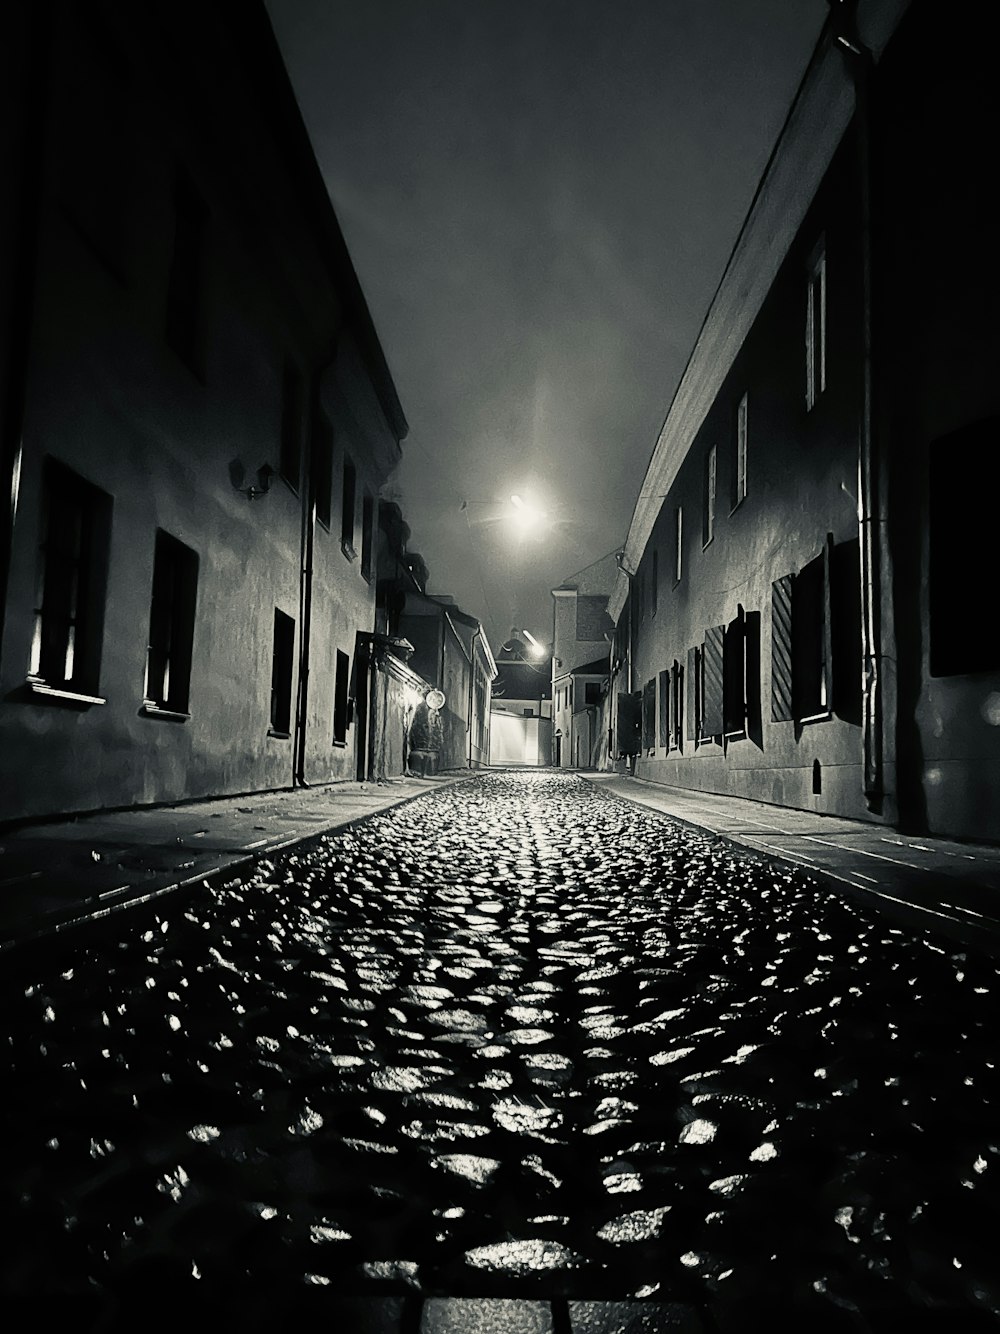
264;0;829;652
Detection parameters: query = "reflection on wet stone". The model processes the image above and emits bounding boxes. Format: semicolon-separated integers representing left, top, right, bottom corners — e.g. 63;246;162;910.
3;771;1000;1317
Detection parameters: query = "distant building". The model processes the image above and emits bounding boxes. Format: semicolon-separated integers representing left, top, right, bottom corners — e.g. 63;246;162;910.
608;0;1000;840
0;2;408;820
490;633;552;767
398;593;497;772
551;554;616;768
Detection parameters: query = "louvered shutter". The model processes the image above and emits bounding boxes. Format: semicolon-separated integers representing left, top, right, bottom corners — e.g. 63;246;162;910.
658;670;668;748
771;575;794;721
702;625;724;736
686;647;698;739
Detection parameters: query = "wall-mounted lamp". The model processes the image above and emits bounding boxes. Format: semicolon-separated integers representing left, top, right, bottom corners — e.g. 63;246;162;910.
229;459;275;501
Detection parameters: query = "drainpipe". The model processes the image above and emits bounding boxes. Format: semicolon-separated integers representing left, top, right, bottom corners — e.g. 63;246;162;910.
1;8;50;666
829;1;884;813
293;345;337;788
468;625;481;768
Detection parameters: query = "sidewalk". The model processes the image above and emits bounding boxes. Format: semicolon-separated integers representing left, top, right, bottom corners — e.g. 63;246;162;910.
0;772;473;958
582;772;1000;956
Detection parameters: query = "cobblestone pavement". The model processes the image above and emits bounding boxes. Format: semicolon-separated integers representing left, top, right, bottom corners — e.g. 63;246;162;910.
3;771;1000;1328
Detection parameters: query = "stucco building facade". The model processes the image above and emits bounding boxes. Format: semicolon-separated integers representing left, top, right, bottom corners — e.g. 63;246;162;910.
0;2;408;821
608;0;1000;840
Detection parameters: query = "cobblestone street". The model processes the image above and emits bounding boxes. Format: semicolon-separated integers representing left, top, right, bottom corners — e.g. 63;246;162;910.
3;771;1000;1328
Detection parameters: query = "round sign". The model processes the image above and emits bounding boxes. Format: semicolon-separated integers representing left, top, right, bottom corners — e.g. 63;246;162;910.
425;688;446;710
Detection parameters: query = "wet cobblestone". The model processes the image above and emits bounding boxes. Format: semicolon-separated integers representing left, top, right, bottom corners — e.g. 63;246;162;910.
2;771;1000;1322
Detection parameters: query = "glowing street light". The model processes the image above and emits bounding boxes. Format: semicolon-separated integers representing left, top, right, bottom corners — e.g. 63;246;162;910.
509;493;548;536
522;628;546;657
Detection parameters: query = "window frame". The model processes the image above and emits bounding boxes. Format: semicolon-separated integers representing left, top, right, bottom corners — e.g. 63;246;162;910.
703;444;717;548
27;458;111;706
732;391;748;511
674;505;683;584
805;238;827;411
341;454;357;560
269;608;295;738
142;529;198;720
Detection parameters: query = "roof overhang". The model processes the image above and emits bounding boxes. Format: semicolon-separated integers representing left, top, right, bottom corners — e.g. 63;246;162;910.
608;0;910;624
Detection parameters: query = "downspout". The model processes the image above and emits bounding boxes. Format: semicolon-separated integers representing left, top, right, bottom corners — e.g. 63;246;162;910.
468;625;481;768
830;2;884;813
293;346;336;787
1;7;50;665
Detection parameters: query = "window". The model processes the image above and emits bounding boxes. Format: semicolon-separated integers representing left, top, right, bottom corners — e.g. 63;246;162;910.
280;362;303;492
269;609;295;737
651;549;658;615
585;681;601;706
333;648;350;745
674;506;683;584
723;605;747;738
341;455;357;557
733;392;748;509
143;530;198;715
642;678;656;751
657;670;668;748
165;171;207;374
361;492;375;581
314;417;333;527
670;660;683;751
806;239;826;410
703;445;717;547
28;459;112;701
771;543;832;723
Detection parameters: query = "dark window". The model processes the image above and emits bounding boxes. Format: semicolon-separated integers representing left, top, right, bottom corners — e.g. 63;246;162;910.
341;455;357;555
792;547;830;720
929;418;1000;675
314;416;333;528
29;459;112;697
165;171;206;373
703;445;717;547
270;609;295;736
333;648;350;744
651;550;658;615
144;530;198;713
733;392;748;509
674;506;683;583
723;605;747;737
806;240;826;410
585;681;601;706
670;659;683;750
361;492;375;580
642;678;656;751
658;669;668;747
280;363;303;491
830;537;862;723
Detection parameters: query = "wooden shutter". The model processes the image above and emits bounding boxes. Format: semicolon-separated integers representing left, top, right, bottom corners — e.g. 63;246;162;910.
642;679;656;750
771;575;794;721
702;625;724;736
686;647;698;740
658;670;668;748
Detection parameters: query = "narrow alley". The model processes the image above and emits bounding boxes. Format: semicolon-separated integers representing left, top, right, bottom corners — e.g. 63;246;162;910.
3;771;998;1329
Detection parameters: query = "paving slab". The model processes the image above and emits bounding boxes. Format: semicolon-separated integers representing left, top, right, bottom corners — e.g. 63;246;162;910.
421;1299;553;1333
568;1302;704;1333
0;772;475;956
581;772;1000;955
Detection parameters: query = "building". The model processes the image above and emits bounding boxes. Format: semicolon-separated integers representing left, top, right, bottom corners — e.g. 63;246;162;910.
607;0;1000;840
399;593;497;773
490;634;552;767
551;554;616;768
0;1;409;821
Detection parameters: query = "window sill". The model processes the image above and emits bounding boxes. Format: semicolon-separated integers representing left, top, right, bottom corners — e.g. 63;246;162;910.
140;701;191;722
332;739;348;749
341;539;358;562
702;536;714;551
729;497;746;516
267;727;291;740
797;710;833;726
25;677;106;708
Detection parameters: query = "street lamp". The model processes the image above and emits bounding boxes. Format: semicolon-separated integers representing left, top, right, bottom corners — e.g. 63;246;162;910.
522;628;546;657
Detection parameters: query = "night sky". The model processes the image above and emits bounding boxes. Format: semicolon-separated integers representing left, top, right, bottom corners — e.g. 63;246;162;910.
264;0;828;652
